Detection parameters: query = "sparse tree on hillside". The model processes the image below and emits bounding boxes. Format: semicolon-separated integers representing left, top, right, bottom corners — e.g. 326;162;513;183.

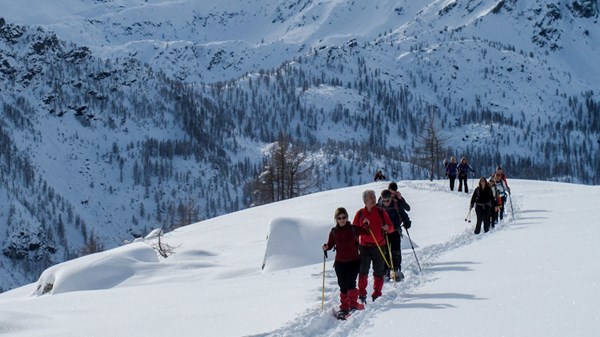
250;135;314;206
413;115;447;181
80;228;104;255
176;195;200;229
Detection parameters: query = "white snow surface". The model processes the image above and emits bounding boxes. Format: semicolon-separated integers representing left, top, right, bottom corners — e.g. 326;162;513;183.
1;179;599;336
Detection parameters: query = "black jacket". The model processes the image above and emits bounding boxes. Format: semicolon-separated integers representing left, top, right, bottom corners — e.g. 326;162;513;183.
470;186;495;208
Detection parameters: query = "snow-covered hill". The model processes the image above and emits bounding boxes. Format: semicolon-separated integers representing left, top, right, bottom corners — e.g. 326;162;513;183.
0;0;599;291
0;179;598;337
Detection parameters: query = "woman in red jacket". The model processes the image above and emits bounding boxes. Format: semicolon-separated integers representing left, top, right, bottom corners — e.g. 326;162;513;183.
323;207;367;318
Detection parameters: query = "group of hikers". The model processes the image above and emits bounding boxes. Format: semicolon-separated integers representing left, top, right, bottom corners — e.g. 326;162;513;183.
324;162;512;319
468;167;511;234
443;156;476;193
322;182;412;319
443;157;512;233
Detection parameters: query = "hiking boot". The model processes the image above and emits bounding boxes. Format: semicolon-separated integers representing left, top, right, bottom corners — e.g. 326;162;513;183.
336;310;349;320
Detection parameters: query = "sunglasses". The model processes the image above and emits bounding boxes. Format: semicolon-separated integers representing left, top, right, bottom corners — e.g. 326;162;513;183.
336;215;347;220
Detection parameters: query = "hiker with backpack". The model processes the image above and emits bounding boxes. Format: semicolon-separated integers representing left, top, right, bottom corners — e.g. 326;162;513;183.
457;157;476;193
494;167;511;219
469;177;495;234
377;189;409;282
353;190;394;303
495;167;511;193
322;207;367;319
488;175;504;228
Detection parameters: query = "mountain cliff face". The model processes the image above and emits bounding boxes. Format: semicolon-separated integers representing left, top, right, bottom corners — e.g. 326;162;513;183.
0;0;598;291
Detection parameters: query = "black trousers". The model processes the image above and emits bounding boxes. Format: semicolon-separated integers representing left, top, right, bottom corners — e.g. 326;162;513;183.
334;259;361;293
359;245;386;277
474;204;491;234
448;175;456;191
458;174;469;193
384;231;401;273
491;205;499;226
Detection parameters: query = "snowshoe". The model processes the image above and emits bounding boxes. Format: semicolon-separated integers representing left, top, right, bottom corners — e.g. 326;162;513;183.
335;309;354;320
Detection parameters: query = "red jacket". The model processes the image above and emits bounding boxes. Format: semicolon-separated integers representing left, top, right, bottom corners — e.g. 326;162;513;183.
325;222;366;262
353;206;394;247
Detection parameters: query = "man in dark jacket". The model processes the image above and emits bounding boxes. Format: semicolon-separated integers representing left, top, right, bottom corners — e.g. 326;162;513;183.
378;189;407;282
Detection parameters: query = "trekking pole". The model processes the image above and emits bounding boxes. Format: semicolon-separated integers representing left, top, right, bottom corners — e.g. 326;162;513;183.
508;191;515;220
385;233;396;286
368;228;391;269
404;228;422;272
321;251;327;311
464;208;472;222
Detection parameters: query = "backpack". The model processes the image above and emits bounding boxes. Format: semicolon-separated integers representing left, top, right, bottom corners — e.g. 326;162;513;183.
357;206;390;230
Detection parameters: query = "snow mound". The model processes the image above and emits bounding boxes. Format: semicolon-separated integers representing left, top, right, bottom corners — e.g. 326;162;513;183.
31;242;159;296
262;217;328;272
261;217;418;272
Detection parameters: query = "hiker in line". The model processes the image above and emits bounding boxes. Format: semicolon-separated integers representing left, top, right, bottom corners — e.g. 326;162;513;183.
322;207;366;318
377;189;408;282
444;157;458;191
493;171;508;220
353;190;394;303
495;167;511;194
469;177;495;234
488;175;504;228
457;157;475;193
388;182;412;229
387;182;411;214
374;170;386;181
495;167;511;218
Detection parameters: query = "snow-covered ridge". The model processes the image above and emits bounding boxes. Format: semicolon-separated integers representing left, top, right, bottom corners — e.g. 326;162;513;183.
1;179;599;337
3;0;596;83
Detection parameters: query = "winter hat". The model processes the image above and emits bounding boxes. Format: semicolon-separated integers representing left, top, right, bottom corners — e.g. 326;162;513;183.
388;182;398;191
334;207;348;219
381;190;392;199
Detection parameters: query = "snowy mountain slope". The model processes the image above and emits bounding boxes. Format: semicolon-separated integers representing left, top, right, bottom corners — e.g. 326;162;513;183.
4;1;597;83
0;0;599;292
0;179;598;337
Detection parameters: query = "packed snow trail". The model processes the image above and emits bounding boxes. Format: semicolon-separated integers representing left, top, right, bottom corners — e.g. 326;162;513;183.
258;185;520;337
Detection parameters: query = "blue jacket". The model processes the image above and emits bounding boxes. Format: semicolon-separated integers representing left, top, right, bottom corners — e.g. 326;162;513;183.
445;162;458;176
457;163;474;177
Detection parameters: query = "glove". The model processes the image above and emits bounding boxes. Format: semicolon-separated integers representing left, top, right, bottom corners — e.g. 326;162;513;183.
322;244;328;258
363;218;371;229
403;220;412;229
